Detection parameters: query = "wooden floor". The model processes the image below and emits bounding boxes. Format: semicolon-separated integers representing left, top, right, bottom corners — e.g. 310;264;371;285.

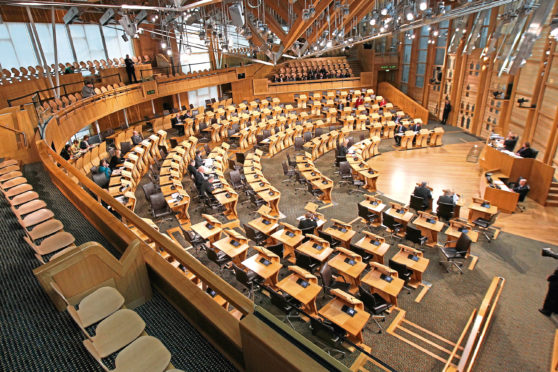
369;142;558;245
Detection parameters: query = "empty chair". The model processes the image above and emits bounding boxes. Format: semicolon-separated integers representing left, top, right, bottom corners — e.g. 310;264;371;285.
0;170;22;182
381;212;402;241
439;233;472;274
268;288;301;328
26;219;64;241
83;309;145;359
9;190;39;207
388;259;412;293
472;212;498;242
349;243;372;263
23;231;75;263
358;203;378;225
309;317;346;359
0;159;19;169
318;230;340;248
358;286;392;333
206;248;231;273
149;193;172;219
405;225;427;250
266;242;283;258
281;161;295;183
319;262;350;298
182;228;208;254
20;208;54;230
243;223;266;246
92;335;171;372
11;199;47;219
142;182;157;202
294;137;304;152
66;286;125;335
248;190;266;209
0;165;20;176
294;250;319;273
5;183;33;198
232;263;259;300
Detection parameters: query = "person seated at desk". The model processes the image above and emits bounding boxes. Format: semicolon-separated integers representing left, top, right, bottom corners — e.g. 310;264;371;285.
81;81;96;98
70;139;80;156
503;132;518;152
409;122;422;132
194;150;204;168
98;159;112;179
60;144;71;161
394;123;407;146
187;159;198;178
355;94;364;108
379;98;387;107
109;149;124;170
516;142;536;158
194;166;207;191
336;101;344;111
338;139;350;159
437;190;456;206
131;130;143;145
298;212;318;231
79;135;91;150
199;175;215;199
512;178;530;201
413;181;432;209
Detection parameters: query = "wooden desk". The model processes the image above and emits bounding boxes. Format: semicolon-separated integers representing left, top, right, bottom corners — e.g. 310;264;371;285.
165;192;190;220
467;200;498;223
297;238;333;268
191;220;222;243
242;253;282;287
385;207;414;236
323;220;356;248
311;178;334;204
277;271;322;316
271;224;304;261
213;191;239;220
412;212;445;247
445;220;478;246
327;248;366;293
359;198;386;227
480;171;519;213
212;236;249;265
391;246;429;288
353;231;390;264
248;216;279;237
361;263;404;307
319;289;370;344
257;188;281;217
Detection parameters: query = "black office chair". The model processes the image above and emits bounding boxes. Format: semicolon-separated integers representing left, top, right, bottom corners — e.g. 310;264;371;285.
405;225;427;250
91;169;109;189
286;153;296;167
232;263;259;300
294;137;304;152
229;170;246;194
472;212;499;242
358;286;392;333
381;212;402;241
149;192;173;219
282;161;296;184
303;131;313;143
295;250;319;273
338;161;353;187
388;259;412;293
300;226;316;242
142;182;157;203
307;182;323;199
309;317;346;359
358;203;379;226
439;234;472;274
318;230;340;248
243;223;267;246
248;190;266;210
120;141;132;154
206;248;231;273
266;242;284;259
268;288;302;328
319;263;350;298
409;194;426;212
349;243;372;263
436;202;454;221
197;122;211;143
182;227;208;254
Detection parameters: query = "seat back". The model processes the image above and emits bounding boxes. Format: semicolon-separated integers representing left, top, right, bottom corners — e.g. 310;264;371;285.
282;161;289;175
266;243;283;257
410;194;425;211
405;225;423;244
319;263;333;289
232;263;251;287
268;288;291;312
206;248;221;265
388;259;411;281
317;230;334;245
229;170;243;188
349;244;371;261
300;226;315;237
294;137;304;151
243;224;259;241
455;233;472;255
149;193;168;213
437;202;454;220
295;251;316;272
358;286;377;310
382;212;396;230
339;161;352;178
358;203;373;221
142;182;157;201
120;141;132;154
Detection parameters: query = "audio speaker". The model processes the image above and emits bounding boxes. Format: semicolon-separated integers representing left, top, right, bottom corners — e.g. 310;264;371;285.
363;43;372;49
229;3;245;27
237;73;246;79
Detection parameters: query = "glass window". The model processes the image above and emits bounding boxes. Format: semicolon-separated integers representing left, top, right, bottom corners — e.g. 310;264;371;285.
0;23;38;69
401;65;410;83
69;24;92;61
435;49;445;65
417;63;426;75
415;75;424;88
403;45;412;64
180;26;212;72
84;25;105;61
418;50;427;62
35;23;74;66
102;26;134;60
188;86;219;107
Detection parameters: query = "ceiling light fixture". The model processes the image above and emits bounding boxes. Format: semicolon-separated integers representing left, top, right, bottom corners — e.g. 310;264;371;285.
419;1;428;11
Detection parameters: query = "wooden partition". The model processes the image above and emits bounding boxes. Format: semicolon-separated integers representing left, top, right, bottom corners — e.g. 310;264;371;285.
377;82;430;124
0;106;39;163
479;145;554;205
33;240;152;311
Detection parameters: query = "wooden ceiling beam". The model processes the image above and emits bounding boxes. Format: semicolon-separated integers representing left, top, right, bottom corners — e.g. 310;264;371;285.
282;0;335;52
343;0;376;34
247;6;286;42
263;0;289;25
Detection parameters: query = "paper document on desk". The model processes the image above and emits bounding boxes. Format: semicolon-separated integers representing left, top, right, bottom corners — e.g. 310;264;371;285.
171;192;180;199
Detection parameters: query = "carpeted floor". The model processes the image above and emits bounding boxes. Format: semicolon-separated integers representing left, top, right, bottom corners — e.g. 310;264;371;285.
133;122;558;372
0;163;236;372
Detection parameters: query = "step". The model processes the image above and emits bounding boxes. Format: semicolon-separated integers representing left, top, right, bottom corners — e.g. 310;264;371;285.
547;193;558;201
546;200;558;207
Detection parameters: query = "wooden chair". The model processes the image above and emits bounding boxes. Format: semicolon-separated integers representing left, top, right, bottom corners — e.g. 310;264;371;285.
8;191;39;207
1;176;28;191
23;231;75;263
11;199;47;219
107;336;171;372
66;286;125;334
19;208;55;230
4;183;33;199
83;309;145;358
0;170;23;182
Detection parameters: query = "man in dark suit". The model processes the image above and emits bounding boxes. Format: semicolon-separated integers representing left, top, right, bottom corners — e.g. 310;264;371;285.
199;175;215;199
512;178;530;201
413;181;433;209
410;122;421;132
437;190;456;206
394;123;406;146
194;166;207;191
441;98;451;125
131;130;143;145
336;101;344;111
516;142;536;158
540;267;558;316
109;149;124;170
503;132;518;152
338;139;349;159
298;212;317;231
194;150;204;168
187;159;197;177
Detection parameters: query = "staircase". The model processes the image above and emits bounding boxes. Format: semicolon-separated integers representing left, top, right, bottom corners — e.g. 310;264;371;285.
348;59;362;76
547;182;558;207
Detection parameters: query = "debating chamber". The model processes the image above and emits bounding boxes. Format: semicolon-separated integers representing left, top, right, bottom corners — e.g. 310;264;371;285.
3;0;558;371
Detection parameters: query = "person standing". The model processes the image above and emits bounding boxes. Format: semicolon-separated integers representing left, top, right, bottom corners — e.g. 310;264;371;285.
441;97;452;125
124;54;138;83
540;267;558;317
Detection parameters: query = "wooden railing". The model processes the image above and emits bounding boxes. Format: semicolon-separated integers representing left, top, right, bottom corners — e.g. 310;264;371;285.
378;82;430;124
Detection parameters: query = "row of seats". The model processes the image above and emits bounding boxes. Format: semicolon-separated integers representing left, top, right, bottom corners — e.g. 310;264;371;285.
0;159;76;263
50;284;181;372
1;56;152;83
42;82;127;113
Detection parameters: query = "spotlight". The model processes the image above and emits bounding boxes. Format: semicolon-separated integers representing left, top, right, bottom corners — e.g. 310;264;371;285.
166;49;172;56
550;15;558;39
433;30;439;36
161;41;167;49
492;91;503;98
121;33;129;42
419;1;428;11
326;40;333;48
370;18;376;26
517;97;529;106
406;11;414;21
381;8;388;16
379;26;385;32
